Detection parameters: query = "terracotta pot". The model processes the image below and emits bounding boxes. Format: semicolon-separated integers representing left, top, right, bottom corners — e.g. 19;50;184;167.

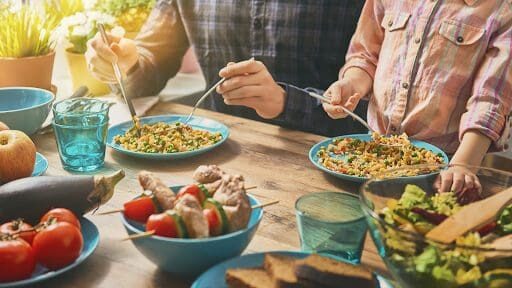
65;49;110;96
0;52;55;91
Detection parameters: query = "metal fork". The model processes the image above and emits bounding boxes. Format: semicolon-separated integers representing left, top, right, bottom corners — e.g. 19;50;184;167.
307;91;404;147
184;77;226;123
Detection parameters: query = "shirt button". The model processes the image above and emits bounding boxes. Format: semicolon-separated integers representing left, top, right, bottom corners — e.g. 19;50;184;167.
254;18;262;30
388;20;393;27
457;36;464;43
414;38;421;44
402;82;409;89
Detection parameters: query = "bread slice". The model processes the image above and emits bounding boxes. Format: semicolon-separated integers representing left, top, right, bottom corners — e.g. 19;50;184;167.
294;254;376;288
226;268;274;288
264;254;302;288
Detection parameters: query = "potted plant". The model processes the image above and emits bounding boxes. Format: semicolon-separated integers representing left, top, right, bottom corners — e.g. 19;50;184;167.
56;11;123;96
0;3;60;91
94;0;155;38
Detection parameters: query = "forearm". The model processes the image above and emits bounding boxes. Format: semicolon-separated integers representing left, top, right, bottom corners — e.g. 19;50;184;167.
451;131;492;166
126;0;189;98
342;67;373;98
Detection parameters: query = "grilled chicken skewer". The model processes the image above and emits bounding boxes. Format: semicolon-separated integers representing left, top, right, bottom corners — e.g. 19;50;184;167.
138;171;176;210
175;194;209;238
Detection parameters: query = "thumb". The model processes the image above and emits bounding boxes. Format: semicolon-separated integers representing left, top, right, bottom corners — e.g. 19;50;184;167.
110;43;121;55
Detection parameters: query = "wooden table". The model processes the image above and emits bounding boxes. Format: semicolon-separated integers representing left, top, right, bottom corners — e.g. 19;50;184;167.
32;103;387;287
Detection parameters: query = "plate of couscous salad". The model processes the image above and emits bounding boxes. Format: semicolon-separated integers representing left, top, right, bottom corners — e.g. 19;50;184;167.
107;115;229;159
309;134;449;182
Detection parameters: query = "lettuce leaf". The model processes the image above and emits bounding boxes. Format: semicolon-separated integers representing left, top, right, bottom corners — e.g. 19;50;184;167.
399;184;427;209
497;204;512;235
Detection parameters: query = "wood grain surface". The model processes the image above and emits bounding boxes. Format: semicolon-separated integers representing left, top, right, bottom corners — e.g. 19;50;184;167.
30;103;388;288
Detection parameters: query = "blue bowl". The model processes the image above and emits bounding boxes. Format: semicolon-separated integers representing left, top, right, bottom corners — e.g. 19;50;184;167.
309;134;450;182
0;87;55;135
121;185;263;277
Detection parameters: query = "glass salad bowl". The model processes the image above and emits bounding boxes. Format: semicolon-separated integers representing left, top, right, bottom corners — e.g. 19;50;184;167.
360;164;512;288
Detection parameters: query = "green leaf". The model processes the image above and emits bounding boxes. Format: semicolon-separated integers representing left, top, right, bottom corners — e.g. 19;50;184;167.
399;184;427;209
433;265;455;282
497;204;512;234
414;246;439;273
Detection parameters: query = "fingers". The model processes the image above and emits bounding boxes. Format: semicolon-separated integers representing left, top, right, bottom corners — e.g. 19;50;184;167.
323;103;348;119
322;94;360;119
219;58;264;78
217;73;265;94
327;82;343;105
88;33;118;63
439;171;453;192
474;176;482;193
223;95;261;109
451;173;465;193
221;86;261;101
439;169;479;194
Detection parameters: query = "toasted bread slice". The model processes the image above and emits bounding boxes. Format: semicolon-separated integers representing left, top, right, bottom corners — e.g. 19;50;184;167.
264;254;302;288
294;254;376;288
226;268;274;288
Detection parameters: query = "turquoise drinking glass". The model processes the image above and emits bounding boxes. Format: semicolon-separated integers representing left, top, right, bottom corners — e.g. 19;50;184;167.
295;192;368;264
52;98;110;172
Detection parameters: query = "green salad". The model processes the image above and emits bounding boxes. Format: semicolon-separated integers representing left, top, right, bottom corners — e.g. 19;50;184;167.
377;185;512;288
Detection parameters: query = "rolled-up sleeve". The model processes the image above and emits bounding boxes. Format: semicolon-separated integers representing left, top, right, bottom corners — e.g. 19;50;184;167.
126;0;189;98
459;7;512;151
339;0;385;82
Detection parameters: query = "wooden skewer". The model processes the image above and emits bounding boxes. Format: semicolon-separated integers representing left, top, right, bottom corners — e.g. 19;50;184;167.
122;230;155;241
97;209;124;215
99;186;259;216
251;200;279;209
121;200;279;241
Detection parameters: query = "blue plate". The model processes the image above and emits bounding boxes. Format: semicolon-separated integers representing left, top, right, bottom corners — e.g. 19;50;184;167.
192;251;395;288
107;115;229;160
0;217;99;287
31;152;48;177
309;134;450;182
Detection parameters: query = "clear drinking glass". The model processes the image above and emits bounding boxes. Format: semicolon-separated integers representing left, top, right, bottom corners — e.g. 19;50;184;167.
295;192;368;264
52;98;110;172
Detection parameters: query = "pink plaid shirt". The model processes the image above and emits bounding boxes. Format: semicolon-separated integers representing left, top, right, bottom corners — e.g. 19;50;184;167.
342;0;512;153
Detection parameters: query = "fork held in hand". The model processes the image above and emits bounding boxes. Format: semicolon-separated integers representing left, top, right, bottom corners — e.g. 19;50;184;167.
184;77;226;123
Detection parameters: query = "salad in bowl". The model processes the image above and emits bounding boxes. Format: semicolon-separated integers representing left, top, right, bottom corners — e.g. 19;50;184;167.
360;164;512;288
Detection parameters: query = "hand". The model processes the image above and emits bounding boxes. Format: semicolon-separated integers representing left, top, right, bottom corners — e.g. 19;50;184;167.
216;59;286;119
322;79;363;119
85;32;139;83
434;165;482;194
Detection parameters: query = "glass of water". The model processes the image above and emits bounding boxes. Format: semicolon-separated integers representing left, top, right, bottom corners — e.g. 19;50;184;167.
52;98;110;172
295;192;368;264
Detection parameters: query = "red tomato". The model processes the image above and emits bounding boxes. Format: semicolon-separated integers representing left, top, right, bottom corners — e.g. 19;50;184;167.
123;197;157;223
177;184;203;203
203;209;221;236
32;222;83;270
0;238;36;282
0;220;36;245
40;208;80;229
146;213;178;238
